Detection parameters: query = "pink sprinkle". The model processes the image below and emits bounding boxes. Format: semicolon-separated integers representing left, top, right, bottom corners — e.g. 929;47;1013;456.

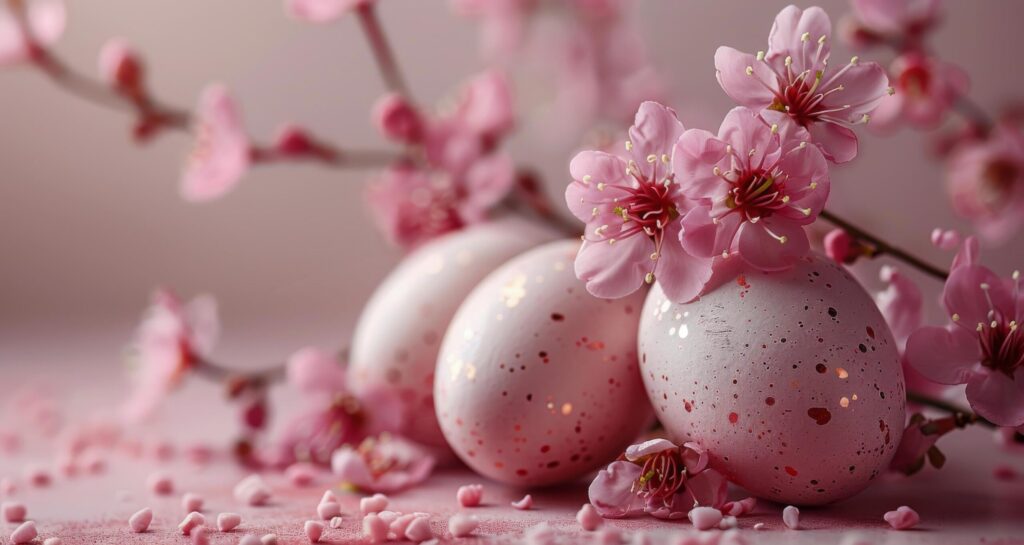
753;523;766;531
994;465;1018;481
576;504;602;532
320;490;338;504
688;506;723;531
304;520;325;543
510;494;533;510
233;475;271;506
147;472;174;495
883;506;920;530
182;492;204;513
456;484;484;507
404;516;433;542
2;501;27;522
81;452;107;474
362;514;389;543
783;505;800;530
129;507;153;533
723;496;757;517
44;538;63;545
360;493;389;514
25;466;51;487
238;536;261;545
317;501;341;520
153;441;176;461
260;534;278;545
719;515;738;529
218;512;242;532
448;513;478;537
329;516;343;529
10;521;37;544
286;463;317;487
390;514;417;536
0;477;16;495
192;526;211;545
185;444;215;466
178;511;206;535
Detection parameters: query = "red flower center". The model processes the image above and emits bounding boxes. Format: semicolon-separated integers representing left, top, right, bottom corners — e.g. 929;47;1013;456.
632;449;686;502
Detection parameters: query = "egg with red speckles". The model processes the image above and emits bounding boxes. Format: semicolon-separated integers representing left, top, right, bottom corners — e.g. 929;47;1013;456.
349;219;558;451
638;254;905;505
435;240;653;486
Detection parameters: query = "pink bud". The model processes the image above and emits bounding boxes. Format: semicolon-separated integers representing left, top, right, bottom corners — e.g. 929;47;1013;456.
372;93;423;143
98;39;144;94
241;399;267;430
823;228;857;264
274;125;315;156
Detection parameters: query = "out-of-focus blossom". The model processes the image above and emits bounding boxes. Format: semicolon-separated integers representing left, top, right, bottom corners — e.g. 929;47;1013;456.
905;261;1024;427
588;438;727;520
449;0;533;59
994;425;1024;454
947;123;1024;245
872;53;968;130
181;85;252;202
876;265;923;348
842;0;941;51
285;0;373;22
715;5;891;163
372;93;423;144
122;290;219;422
368;71;517;249
0;0;65;66
98;38;144;97
331;434;435;492
676;108;830;272
272;348;404;467
930;228;960;251
566;101;712;303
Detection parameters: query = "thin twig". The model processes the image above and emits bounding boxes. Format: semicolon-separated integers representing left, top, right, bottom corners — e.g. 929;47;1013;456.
906;391;995;429
356;3;409;96
819;209;949;281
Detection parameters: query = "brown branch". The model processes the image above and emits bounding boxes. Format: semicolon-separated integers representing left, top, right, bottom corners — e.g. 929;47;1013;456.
819;209;949;281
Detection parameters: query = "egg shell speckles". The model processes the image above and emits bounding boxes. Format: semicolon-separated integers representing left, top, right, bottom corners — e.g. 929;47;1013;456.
350;218;558;450
435;240;653;486
638;254;905;505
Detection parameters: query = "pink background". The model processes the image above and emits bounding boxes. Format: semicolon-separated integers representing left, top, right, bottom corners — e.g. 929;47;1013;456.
2;0;1024;367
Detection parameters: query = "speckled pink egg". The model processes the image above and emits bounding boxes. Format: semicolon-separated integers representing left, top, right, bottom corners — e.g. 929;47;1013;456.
349;219;557;450
435;240;652;486
638;254;905;505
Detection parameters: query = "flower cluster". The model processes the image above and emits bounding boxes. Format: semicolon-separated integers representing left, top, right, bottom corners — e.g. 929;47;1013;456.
588;439;728;520
567;5;873;302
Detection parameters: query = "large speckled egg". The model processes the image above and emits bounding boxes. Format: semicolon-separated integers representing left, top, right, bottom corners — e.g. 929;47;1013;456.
349;219;558;450
435;240;652;486
639;254;905;505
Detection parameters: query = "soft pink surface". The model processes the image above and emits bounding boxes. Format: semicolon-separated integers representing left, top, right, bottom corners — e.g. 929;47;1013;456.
2;330;1024;544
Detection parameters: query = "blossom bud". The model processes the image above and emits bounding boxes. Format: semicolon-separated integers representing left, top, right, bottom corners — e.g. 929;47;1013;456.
371;93;423;143
98;39;144;96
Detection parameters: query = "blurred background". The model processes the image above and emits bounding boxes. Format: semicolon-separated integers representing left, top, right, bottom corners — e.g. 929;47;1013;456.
2;0;1023;379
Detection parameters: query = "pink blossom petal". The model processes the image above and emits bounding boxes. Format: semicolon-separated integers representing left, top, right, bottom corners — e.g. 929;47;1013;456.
808;122;859;164
362;514;388;543
360;493;389;514
688;506;722;531
883;506;920;530
782;505;800;529
679;207;728;259
966;370;1024;427
657;223;715;304
458;70;514;138
511;494;533;510
181;84;250;202
587;460;644;518
682;468;728;509
286;0;370;22
768;6;832;67
876;266;924;347
448;513;478;537
943;265;1015;327
0;0;66;66
404;516;433;542
574;235;653;300
129;508;153;533
905;325;980;385
713;46;775;109
304;520;325;543
735;219;810;272
178;511;206;535
624;438;677;461
821;62;891;120
576;504;602;532
627;101;685;178
681;442;710;474
456;484;483;507
951;236;979;271
673;128;729;199
10;521;37;545
459;152;515;222
931;229;961;251
286;348;346;395
218;513;242;532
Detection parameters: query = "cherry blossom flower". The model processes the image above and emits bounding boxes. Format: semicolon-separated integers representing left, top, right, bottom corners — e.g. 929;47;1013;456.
715;5;891;163
181;85;252;202
0;0;65;66
905;263;1024;427
947;123;1024;245
271;348;404;467
122;290;219;422
675;108;830;272
872;53;969;130
566;101;712;303
588;438;727;520
331;434;435;492
844;0;941;50
876;266;923;348
285;0;373;22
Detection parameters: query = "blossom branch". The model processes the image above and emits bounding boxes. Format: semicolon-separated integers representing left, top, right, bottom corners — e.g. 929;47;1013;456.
819;209;949;281
906;391;995;429
356;2;409;96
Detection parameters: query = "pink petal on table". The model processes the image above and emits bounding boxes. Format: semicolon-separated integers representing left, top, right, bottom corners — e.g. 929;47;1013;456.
511;494;533;510
10;521;37;545
404;516;433;542
883;506;920;530
688;506;722;531
362;514;388;543
783;505;801;529
448;513;478;537
218;513;242;532
576;504;602;531
304;520;325;543
360;493;389;514
129;507;153;533
456;484;484;507
178;511;206;535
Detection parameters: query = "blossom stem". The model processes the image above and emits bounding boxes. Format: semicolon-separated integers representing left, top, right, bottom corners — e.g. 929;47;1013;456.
356;3;409;97
906;391;996;429
819;209;949;281
951;95;995;134
193;357;287;385
506;169;584;237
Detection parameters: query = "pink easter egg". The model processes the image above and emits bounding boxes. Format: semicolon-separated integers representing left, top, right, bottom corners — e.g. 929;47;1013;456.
435;240;652;486
350;219;557;450
638;254;905;505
